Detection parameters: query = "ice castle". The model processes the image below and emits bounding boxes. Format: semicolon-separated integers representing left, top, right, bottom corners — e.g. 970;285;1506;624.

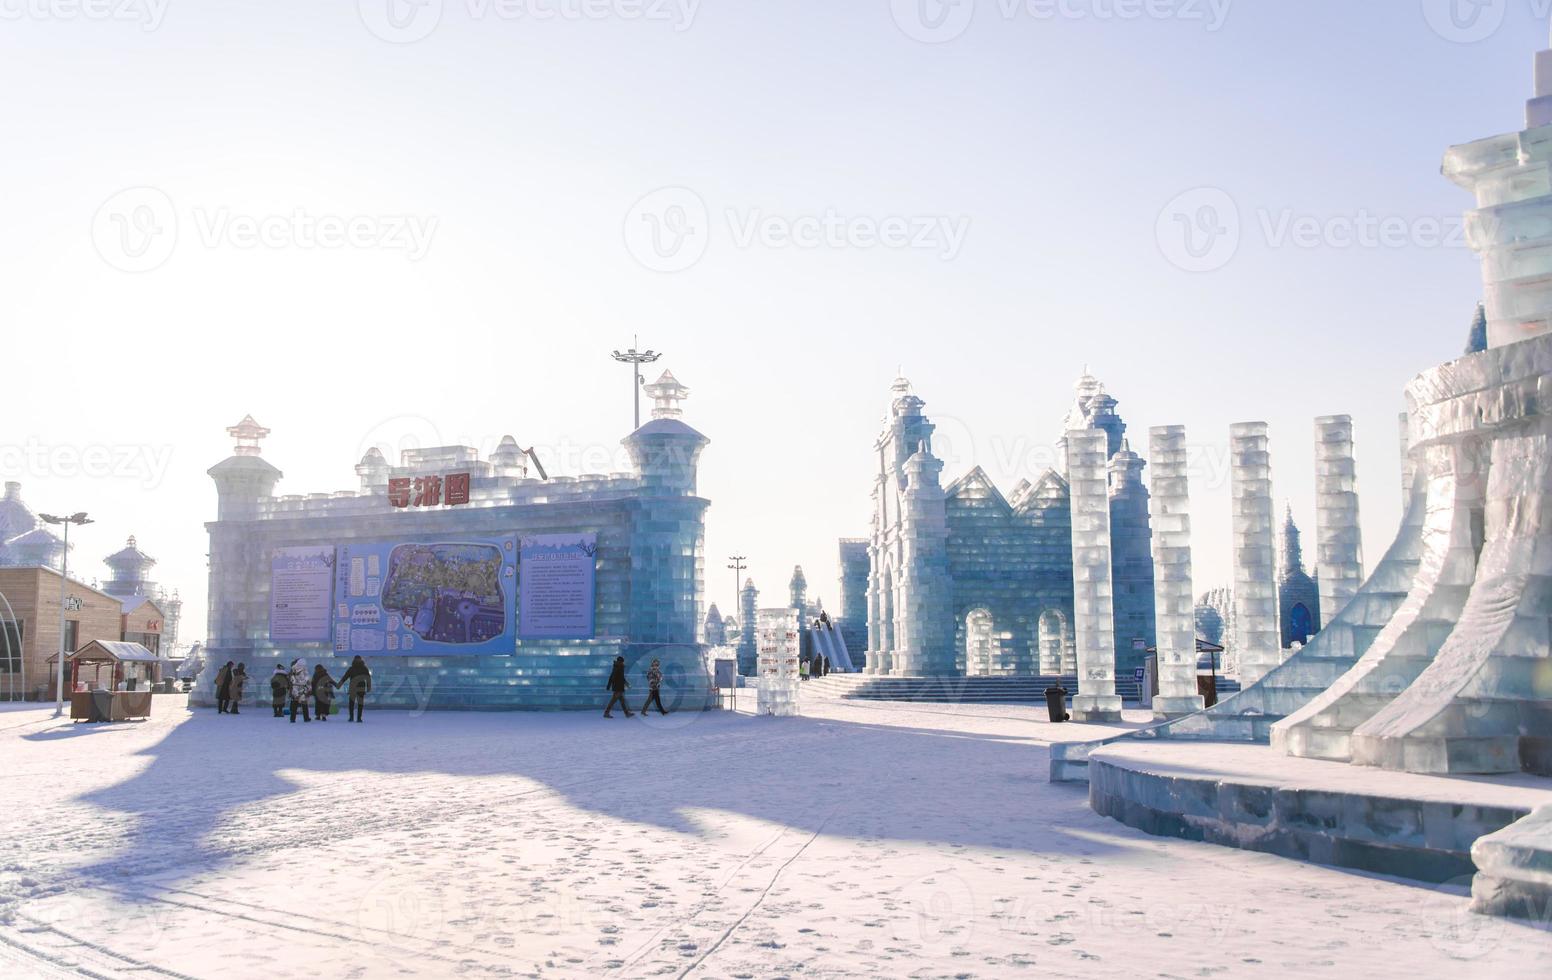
199;374;716;711
853;371;1156;679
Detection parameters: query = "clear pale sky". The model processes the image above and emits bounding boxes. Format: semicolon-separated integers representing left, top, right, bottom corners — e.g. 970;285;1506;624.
2;1;1544;644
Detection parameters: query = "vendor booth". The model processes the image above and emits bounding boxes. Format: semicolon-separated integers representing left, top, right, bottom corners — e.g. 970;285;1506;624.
49;640;160;722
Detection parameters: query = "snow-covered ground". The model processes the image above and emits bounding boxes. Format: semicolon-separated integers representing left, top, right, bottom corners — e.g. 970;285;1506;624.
0;692;1548;979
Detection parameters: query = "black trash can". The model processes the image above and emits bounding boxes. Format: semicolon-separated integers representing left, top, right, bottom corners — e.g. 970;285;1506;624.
89;689;113;723
1044;685;1070;723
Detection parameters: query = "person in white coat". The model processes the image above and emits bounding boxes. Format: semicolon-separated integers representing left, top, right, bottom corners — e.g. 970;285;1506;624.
287;658;312;723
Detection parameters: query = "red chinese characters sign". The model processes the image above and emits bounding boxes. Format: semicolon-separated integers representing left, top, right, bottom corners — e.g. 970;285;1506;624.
389;472;473;509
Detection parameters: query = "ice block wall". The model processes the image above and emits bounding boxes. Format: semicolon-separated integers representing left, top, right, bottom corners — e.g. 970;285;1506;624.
1231;422;1282;688
1149;425;1204;719
1066;428;1122;722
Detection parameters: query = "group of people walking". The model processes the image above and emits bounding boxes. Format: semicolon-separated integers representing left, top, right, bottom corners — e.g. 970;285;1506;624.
211;657;372;723
217;654;677;722
603;655;669;718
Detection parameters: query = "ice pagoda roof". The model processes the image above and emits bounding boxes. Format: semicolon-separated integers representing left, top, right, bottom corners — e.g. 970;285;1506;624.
0;482;39;541
105;535;157;569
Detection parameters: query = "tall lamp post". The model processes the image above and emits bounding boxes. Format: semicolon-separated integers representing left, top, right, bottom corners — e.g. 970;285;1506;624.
610;335;661;431
727;555;747;630
40;512;92;717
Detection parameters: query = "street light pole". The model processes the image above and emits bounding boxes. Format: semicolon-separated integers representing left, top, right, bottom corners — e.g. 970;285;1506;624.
610;335;661;431
727;555;747;630
40;512;92;718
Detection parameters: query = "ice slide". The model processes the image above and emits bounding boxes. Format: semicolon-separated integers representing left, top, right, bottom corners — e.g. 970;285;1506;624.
806;624;856;673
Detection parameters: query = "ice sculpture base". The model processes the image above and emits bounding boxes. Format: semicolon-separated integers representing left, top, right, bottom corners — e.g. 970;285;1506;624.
1071;694;1123;723
1151;695;1205;721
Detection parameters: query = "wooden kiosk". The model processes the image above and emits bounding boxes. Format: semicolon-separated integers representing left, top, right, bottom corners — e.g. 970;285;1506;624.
50;640;160;722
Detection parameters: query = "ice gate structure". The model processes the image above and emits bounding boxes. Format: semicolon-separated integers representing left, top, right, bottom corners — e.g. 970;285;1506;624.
197;373;717;711
1056;36;1552;922
854;371;1157;685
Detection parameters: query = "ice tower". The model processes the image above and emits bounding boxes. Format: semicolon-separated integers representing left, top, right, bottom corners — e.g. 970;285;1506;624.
1447;27;1552;348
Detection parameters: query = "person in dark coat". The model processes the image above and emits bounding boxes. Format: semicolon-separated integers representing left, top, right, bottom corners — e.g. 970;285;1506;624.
640;658;667;716
819;610;832;630
339;656;371;723
604;656;632;718
227;664;248;714
214;661;234;713
269;664;288;717
311;664;337;721
821;655;831;677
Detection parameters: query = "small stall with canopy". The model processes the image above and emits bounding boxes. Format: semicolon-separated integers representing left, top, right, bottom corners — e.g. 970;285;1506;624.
48;640;160;721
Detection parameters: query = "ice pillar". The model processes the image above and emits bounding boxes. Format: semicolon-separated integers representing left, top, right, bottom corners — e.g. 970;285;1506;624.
1149;426;1204;719
1066;429;1122;722
1230;422;1281;688
1315;416;1364;623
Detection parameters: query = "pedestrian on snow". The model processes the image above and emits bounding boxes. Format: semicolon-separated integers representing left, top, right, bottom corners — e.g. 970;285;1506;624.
604;655;632;718
287;658;312;723
640;658;668;716
270;664;288;717
311;664;337;721
800;656;811;681
214;661;234;713
339;656;371;723
228;664;248;714
822;655;831;677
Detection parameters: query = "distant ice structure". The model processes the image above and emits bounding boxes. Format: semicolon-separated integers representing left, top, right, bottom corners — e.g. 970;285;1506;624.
737;579;759;676
836;539;870;670
704;604;727;646
1148;426;1203;719
1230;423;1281;689
1066;429;1122;723
859;371;1155;681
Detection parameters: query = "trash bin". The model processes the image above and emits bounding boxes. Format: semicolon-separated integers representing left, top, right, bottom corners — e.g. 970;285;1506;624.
89;689;113;723
1044;685;1070;723
1197;674;1218;709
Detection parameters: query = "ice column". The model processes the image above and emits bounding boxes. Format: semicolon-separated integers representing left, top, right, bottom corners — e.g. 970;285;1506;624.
1314;416;1364;623
1149;426;1204;719
756;608;800;717
1230;422;1282;688
1066;429;1123;722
